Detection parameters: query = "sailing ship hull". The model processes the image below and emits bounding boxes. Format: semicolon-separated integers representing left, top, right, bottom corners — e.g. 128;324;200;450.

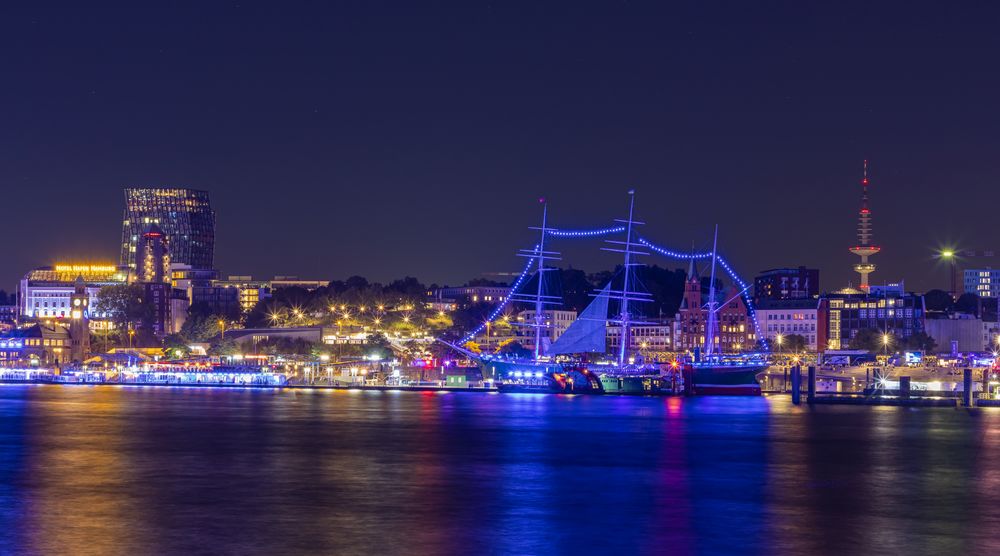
496;381;562;394
599;374;672;395
475;358;562;382
476;358;605;394
687;364;764;396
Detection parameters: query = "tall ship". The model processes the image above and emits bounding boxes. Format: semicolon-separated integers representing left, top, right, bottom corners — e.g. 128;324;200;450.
468;197;605;393
460;192;668;394
452;192;763;395
680;226;765;395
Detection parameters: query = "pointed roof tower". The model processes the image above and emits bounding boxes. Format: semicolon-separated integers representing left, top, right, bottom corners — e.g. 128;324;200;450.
686;244;700;282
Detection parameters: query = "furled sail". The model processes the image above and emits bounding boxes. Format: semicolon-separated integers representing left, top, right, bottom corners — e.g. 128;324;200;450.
547;283;610;355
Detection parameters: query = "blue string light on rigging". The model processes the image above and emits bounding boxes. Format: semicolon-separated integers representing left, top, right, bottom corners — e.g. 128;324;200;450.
458;226;767;352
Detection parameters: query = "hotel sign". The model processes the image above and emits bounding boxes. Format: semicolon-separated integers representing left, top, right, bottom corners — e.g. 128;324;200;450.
53;264;118;273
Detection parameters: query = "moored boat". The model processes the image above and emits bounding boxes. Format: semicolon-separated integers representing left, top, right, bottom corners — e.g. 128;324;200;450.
685;362;764;395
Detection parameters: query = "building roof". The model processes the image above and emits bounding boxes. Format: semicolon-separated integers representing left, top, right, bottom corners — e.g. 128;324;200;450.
3;323;71;340
687;257;699;282
756;298;820;310
757;266;817;276
24;266;127;284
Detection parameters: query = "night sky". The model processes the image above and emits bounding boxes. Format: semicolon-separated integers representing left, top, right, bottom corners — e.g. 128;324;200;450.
2;2;998;293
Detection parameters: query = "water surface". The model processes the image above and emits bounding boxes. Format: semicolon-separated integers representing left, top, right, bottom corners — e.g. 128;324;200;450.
0;385;997;555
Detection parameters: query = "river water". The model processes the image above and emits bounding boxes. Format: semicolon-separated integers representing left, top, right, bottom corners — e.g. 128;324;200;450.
0;385;998;555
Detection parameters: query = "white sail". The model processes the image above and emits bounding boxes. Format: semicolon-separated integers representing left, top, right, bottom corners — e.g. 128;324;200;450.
548;283;611;355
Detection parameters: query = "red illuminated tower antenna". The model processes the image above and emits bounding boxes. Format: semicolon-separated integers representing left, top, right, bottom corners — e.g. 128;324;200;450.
849;160;880;291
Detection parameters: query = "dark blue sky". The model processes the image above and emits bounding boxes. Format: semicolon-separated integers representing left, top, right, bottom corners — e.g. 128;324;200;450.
1;2;997;292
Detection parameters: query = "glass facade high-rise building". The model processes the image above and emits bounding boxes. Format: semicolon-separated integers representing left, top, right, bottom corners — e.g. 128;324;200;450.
121;188;215;273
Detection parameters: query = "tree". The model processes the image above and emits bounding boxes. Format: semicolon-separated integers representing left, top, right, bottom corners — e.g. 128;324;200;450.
924;289;954;312
639;265;690;318
95;284;152;343
384;277;426;298
366;331;394;360
848;328;884;352
465;278;508;288
163;334;191;359
903;332;937;353
344;275;370;291
497;340;531;358
559;268;594;313
425;311;453;330
783;334;808;353
462;341;482;354
450;302;494;334
955;293;980;316
180;310;222;342
207;338;239;356
91;327;116;355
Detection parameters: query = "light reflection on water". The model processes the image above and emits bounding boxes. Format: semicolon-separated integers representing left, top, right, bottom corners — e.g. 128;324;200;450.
0;386;997;555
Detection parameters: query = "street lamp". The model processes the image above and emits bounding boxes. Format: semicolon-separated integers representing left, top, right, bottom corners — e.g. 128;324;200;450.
882;333;890;357
776;333;784;364
218;319;225;341
940;250;957;299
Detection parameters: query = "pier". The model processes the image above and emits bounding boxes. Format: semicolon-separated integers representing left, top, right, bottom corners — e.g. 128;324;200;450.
783;364;993;408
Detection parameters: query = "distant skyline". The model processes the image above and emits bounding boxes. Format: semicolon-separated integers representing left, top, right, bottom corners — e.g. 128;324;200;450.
2;2;998;293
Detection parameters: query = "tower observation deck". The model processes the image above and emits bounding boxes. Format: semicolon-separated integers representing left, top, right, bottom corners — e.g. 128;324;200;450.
848;160;880;291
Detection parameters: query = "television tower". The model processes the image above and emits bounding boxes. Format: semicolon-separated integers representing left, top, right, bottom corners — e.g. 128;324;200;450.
849;160;880;291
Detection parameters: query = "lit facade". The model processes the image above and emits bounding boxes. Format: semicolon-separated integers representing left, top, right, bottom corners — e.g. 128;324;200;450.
433;286;511;307
753;267;819;303
142;283;174;337
965;269;1000;298
214;276;272;313
0;323;73;365
270;277;329;291
821;287;926;350
0;305;17;332
121;188;215;273
191;285;241;316
674;263;754;353
510;309;577;353
608;322;673;354
755;298;824;353
18;265;126;319
135;224;170;283
473;309;575;353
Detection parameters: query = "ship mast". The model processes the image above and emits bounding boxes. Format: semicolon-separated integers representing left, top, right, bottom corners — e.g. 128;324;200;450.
532;203;549;360
618;193;636;366
512;199;562;360
602;190;652;367
703;225;719;357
